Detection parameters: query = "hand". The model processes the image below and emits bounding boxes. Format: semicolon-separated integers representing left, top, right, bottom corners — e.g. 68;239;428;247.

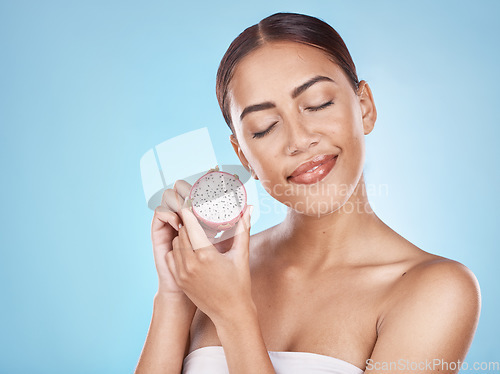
151;180;199;298
165;203;255;326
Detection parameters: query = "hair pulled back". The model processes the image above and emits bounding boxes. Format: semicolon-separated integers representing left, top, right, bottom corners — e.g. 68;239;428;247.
215;12;360;134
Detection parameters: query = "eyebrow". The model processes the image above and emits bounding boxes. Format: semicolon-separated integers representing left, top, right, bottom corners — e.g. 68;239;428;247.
239;75;335;121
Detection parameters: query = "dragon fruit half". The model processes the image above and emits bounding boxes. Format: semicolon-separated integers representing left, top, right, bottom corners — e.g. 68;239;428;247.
189;166;247;232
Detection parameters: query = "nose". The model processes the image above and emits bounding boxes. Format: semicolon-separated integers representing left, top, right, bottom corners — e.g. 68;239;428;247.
285;116;320;155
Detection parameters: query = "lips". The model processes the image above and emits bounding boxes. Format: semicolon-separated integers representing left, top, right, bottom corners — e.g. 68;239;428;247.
288;154;338;179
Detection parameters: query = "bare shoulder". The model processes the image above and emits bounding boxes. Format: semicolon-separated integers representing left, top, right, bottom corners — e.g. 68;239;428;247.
380;253;481;334
365;250;482;369
376;221;481;311
395;256;480;303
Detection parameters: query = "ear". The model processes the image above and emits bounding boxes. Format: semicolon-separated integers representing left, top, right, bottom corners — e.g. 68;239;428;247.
357;80;377;135
229;134;259;180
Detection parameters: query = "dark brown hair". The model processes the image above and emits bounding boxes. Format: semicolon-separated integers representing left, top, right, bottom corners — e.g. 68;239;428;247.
215;12;360;135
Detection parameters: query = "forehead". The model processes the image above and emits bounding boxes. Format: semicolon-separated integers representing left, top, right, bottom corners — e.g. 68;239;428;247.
228;41;347;109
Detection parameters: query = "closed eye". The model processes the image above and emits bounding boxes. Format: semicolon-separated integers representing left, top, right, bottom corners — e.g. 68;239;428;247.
252;100;333;139
252;122;277;139
307;100;334;111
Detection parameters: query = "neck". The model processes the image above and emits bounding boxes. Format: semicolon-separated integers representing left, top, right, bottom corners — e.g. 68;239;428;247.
275;173;386;271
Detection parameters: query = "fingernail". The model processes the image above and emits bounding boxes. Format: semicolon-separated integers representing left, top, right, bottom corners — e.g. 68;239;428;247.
249;205;254;216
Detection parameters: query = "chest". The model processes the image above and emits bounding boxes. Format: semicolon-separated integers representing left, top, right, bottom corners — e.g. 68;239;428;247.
188;265;382;370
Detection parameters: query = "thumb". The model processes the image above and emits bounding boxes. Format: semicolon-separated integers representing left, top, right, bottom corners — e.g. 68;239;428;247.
228;205;253;257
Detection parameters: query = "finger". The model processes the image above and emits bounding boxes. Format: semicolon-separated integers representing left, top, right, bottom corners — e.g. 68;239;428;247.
205;227;219;241
161;188;185;213
234;205;252;236
210;225;237;254
212;224;237;245
179;200;215;252
160;188;169;207
153;205;181;233
171;236;186;281
173;179;192;214
165;249;179;283
173;179;192;200
177;223;197;265
175;181;220;240
230;205;253;254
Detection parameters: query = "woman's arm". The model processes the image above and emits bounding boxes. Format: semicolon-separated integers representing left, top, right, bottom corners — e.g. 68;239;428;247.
365;259;481;374
213;300;276;374
134;293;197;374
165;205;276;373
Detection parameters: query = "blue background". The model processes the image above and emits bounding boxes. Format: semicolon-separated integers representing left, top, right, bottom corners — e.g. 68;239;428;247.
1;0;498;372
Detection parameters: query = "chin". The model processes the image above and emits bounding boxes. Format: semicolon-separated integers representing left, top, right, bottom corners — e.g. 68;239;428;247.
283;198;345;217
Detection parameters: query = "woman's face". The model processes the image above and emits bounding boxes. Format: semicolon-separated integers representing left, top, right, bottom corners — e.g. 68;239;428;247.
228;41;376;216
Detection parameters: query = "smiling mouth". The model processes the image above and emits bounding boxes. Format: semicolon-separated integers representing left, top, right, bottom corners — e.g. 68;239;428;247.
287;154;338;178
304;162;326;173
287;155;339;184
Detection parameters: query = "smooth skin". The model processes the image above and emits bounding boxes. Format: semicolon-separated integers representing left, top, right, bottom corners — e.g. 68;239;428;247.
136;40;481;374
135;180;257;374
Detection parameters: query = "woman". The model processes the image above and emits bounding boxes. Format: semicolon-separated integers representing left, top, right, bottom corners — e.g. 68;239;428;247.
135;12;480;374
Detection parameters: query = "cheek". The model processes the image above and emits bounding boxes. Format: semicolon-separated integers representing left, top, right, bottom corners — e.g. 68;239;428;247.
322;103;364;148
345;110;366;152
252;159;286;194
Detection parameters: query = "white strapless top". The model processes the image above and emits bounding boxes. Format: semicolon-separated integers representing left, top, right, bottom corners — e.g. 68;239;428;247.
182;346;364;374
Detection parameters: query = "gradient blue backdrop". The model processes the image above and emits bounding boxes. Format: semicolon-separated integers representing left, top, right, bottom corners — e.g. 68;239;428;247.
1;1;498;372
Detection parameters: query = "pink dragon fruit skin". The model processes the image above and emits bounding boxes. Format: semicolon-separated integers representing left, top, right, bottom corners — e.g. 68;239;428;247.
189;168;248;232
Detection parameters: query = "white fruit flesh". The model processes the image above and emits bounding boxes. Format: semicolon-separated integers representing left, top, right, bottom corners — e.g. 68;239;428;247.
191;172;246;224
